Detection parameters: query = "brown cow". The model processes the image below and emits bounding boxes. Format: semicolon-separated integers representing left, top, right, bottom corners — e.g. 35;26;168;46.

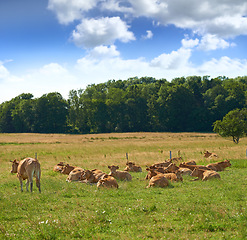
108;165;132;181
146;174;169;188
53;162;65;172
10;158;41;193
149;160;172;168
61;164;76;175
66;168;85;182
178;167;192;176
124;161;142;172
206;160;231;171
145;168;182;182
204;151;218;158
179;162;210;171
190;167;220;181
97;175;119;189
82;170;106;184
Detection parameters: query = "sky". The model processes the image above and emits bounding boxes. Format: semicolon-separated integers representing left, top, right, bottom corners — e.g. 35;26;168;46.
1;0;247;103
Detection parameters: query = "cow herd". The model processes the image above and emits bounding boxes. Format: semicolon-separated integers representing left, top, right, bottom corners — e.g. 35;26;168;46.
10;151;231;192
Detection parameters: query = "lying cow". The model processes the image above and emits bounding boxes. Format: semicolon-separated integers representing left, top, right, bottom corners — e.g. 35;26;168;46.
204;151;218;158
10;158;41;193
149;160;172;168
53;162;65;172
61;164;76;175
66;168;85;182
206;160;231;171
82;169;106;184
97;175;118;189
178;167;192;176
108;165;132;181
124;161;142;172
179;162;209;171
146;174;169;188
190;167;220;181
145;168;182;182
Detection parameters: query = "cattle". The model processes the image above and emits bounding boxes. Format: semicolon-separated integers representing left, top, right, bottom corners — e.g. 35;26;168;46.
191;167;221;181
145;168;182;182
179;162;210;171
146;163;179;179
124;161;142;172
66;168;85;182
53;162;65;172
163;172;183;182
10;158;41;193
178;167;192;176
149;159;173;168
108;165;132;181
82;169;106;184
61;164;76;175
206;160;231;171
146;174;169;188
184;160;196;165
204;151;218;158
97;175;119;189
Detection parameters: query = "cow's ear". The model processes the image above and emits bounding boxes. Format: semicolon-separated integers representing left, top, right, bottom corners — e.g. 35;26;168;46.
116;166;119;169
108;166;111;169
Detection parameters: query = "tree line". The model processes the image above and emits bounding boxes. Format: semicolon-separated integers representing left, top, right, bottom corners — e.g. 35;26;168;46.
0;75;247;134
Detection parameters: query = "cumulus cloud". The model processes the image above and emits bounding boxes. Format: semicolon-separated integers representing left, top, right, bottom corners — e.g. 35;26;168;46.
142;30;153;40
47;0;97;24
197;34;235;51
71;17;135;48
150;48;192;70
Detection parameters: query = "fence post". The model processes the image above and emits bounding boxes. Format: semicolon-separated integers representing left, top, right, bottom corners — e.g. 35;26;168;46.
170;151;172;159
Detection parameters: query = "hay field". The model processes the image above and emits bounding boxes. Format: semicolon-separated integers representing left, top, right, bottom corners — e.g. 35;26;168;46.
0;132;247;239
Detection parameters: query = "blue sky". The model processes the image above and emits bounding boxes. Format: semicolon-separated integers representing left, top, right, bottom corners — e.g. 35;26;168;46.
1;0;247;103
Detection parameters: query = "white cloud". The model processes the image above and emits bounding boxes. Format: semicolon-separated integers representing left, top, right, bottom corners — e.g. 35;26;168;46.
181;37;199;48
197;34;234;51
199;56;247;77
71;17;135;48
142;30;153;40
150;47;192;70
47;0;98;24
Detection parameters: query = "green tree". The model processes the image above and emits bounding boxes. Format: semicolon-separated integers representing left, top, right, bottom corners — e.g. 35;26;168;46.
213;108;247;143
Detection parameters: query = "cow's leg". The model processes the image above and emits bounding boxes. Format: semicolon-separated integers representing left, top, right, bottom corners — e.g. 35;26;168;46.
19;178;23;192
26;179;30;191
36;178;41;193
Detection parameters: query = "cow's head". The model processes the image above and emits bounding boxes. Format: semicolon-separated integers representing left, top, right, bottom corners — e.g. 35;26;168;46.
108;165;119;173
10;159;19;173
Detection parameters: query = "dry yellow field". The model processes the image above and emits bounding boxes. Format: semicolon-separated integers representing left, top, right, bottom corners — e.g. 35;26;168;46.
1;132;246;174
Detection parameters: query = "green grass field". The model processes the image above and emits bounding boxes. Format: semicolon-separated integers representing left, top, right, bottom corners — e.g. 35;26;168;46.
0;133;247;239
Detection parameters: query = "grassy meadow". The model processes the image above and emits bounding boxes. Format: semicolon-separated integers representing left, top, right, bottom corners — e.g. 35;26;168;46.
0;132;247;239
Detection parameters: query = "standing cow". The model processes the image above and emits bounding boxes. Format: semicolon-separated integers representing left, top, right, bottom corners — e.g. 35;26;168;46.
10;158;41;193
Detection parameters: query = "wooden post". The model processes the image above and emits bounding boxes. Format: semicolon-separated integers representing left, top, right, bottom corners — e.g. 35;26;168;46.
35;153;37;159
170;151;172;159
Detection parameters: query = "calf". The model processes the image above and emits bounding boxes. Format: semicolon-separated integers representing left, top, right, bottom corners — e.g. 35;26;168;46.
149;160;173;168
53;162;65;172
179;163;209;171
178;167;192;176
204;151;218;158
146;174;169;188
124;161;142;172
97;175;118;189
66;168;85;182
190;167;220;181
206;160;231;171
108;165;132;181
145;168;182;182
61;164;76;175
10;158;41;193
82;170;106;184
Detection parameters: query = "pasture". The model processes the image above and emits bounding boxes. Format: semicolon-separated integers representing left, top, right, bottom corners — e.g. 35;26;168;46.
0;132;247;239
